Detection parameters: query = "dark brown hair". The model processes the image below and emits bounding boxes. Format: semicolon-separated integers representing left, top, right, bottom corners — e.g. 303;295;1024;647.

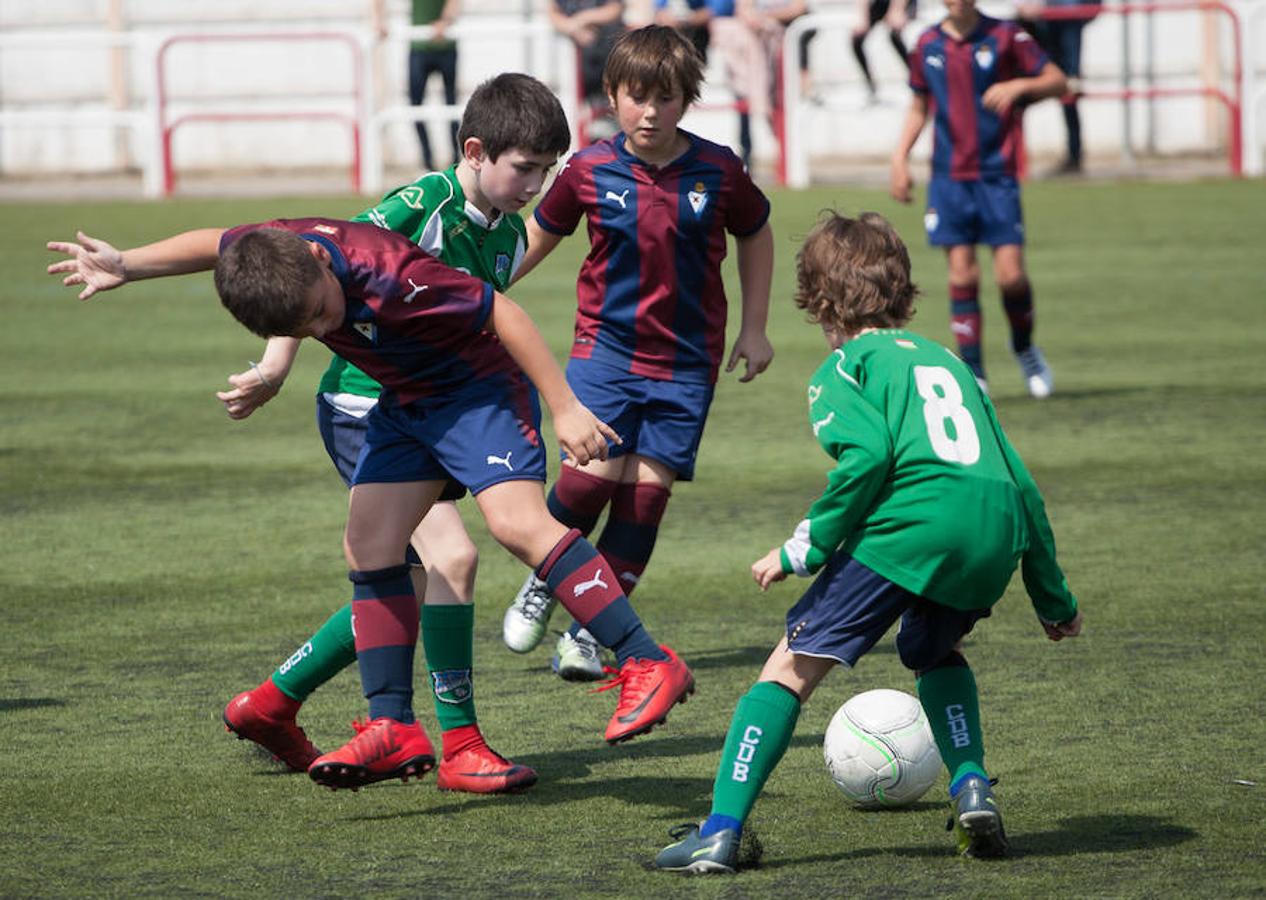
214;228;322;338
794;212;920;337
603;24;704;106
458;72;571;161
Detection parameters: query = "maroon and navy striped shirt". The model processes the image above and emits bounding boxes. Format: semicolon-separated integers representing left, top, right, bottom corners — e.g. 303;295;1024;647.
533;130;770;384
220;218;518;406
909;16;1049;181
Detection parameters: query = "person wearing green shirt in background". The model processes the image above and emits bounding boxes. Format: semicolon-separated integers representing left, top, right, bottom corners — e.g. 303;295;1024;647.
408;0;461;170
654;211;1082;874
216;73;570;794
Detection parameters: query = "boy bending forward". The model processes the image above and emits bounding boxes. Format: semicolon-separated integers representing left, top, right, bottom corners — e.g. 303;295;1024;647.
654;212;1081;873
48;218;695;789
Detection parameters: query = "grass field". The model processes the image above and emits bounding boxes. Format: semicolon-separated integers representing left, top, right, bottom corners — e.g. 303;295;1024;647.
3;177;1265;898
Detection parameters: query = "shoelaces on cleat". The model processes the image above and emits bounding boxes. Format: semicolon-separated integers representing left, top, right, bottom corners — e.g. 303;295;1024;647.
517;584;554;621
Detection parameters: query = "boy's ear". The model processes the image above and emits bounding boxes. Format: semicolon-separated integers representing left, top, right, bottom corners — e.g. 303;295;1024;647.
306;240;332;267
462;136;487;167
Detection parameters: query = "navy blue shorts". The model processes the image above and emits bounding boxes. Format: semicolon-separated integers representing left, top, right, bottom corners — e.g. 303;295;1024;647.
566;357;715;481
351;375;545;496
316;393;466;501
785;553;989;669
925;176;1025;248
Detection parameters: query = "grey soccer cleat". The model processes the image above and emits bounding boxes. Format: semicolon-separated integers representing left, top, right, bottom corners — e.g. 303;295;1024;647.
1014;345;1054;398
502;573;558;653
949;775;1009;859
551;628;606;681
654;823;740;875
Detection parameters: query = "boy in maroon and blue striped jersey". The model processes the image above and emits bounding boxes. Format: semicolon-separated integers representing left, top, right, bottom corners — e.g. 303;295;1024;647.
501;24;776;677
890;0;1066;398
47;217;697;789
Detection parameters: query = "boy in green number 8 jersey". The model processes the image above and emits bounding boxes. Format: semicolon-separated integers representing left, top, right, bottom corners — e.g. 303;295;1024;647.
217;73;570;794
654;212;1082;873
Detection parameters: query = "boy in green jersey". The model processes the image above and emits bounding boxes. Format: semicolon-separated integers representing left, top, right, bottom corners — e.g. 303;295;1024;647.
654;212;1082;873
216;73;569;794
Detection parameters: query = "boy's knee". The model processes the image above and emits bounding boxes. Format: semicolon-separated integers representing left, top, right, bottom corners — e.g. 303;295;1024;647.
905;646;968;678
429;539;479;586
897;626;965;672
996;273;1029;295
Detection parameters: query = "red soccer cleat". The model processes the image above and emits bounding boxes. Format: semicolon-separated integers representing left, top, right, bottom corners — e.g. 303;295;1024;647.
307;717;436;791
596;645;695;744
223;688;321;772
437;743;539;794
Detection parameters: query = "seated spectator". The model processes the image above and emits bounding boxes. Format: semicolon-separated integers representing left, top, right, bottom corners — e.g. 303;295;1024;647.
550;0;626;142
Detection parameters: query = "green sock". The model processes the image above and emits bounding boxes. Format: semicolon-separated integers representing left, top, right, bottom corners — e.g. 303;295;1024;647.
709;681;801;824
916;661;988;789
421;603;477;731
270;604;357;702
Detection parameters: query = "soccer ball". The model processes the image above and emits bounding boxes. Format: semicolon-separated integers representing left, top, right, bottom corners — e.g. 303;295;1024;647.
823;688;942;809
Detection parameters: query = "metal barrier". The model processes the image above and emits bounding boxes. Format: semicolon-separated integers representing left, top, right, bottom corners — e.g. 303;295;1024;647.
780;2;1247;187
0;29;162;195
1242;0;1266;176
362;20;570;196
156;31;365;196
1037;2;1243;176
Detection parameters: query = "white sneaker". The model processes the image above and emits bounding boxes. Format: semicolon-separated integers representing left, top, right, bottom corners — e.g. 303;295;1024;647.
502;574;557;653
1014;346;1054;399
551;628;606;682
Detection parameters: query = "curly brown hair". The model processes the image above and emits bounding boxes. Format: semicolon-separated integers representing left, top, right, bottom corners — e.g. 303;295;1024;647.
793;212;920;339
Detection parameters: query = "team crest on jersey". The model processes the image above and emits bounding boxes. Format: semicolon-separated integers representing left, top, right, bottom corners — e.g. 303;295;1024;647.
353;321;376;342
924;208;940;234
398;186;426;210
494;252;511;281
431;668;473;705
313;224;339;235
688;181;708;216
975;46;995;70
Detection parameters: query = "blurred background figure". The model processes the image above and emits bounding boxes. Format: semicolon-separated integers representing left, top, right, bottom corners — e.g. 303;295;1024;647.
1017;0;1101;174
408;0;462;170
851;0;915;105
654;0;715;63
549;0;627;142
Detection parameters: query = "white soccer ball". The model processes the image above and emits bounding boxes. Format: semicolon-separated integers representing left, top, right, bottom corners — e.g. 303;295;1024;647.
823;688;942;809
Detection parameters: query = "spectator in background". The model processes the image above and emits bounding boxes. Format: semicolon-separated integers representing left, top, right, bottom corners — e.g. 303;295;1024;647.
654;0;714;62
851;0;915;104
712;0;808;168
550;0;627;142
409;0;461;170
1017;0;1101;173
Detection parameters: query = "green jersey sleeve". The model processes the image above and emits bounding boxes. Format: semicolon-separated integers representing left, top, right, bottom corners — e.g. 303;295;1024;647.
980;396;1079;624
780;358;894;576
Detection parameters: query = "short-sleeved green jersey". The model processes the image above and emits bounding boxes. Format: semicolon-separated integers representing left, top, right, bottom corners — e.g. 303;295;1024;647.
316;166;528;398
780;329;1077;621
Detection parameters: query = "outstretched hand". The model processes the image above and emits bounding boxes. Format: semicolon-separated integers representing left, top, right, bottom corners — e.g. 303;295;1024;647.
751;547;787;590
1042;610;1083;642
46;231;126;300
